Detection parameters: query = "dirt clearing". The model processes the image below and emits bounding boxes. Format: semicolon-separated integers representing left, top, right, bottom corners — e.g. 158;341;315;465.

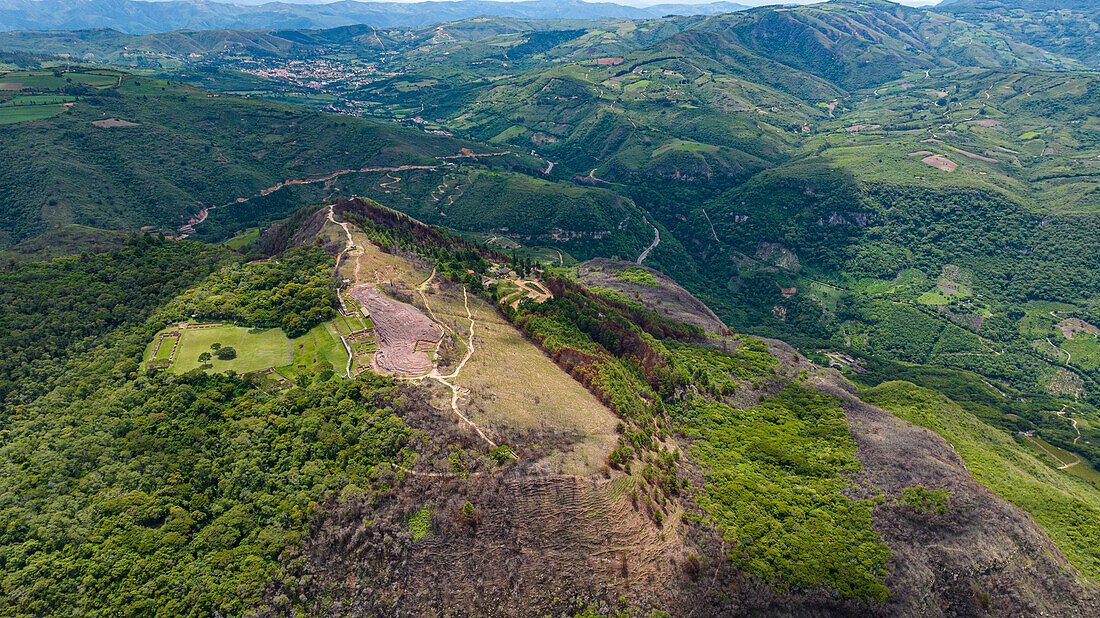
921;155;957;172
347;284;440;376
0;83;22;91
91;118;139;128
1057;318;1100;340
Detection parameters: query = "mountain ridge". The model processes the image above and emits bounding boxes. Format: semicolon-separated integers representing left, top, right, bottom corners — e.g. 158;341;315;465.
0;0;750;33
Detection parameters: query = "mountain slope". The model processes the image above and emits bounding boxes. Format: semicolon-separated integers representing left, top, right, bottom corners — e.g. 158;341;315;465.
937;0;1100;67
0;0;749;34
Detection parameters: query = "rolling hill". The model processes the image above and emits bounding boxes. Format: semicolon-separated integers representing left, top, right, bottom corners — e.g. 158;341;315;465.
3;0;1100;614
0;0;749;34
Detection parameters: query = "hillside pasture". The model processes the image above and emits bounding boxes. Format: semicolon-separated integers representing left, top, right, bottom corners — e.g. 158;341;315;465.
0;103;66;124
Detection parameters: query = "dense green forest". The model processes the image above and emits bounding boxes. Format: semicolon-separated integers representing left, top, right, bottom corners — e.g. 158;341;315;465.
0;234;228;405
165;247;339;337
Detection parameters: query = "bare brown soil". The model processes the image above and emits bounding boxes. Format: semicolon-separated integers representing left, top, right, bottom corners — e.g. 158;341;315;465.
1057;318;1100;340
347;284;440;376
577;258;727;335
0;83;23;91
922;154;958;172
972;119;1002;127
91;118;139;127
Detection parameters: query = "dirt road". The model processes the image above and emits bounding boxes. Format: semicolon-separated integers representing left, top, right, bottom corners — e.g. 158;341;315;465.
636;218;660;264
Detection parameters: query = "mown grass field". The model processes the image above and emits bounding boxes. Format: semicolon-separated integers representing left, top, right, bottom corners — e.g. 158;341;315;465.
277;321;349;378
153;334;178;362
169;325;293;374
0;103;66;124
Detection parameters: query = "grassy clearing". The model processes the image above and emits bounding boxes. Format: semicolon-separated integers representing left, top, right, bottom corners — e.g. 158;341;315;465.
916;290;951;305
0;70;117;90
1022;434;1078;467
222;227;260;250
0;94;76;106
1062;334;1100;371
422;281;619;476
1020;435;1100;489
0;103;66;124
170;325;293;374
153;335;178;362
340;228;431;287
331;312;368;336
278;321;349;378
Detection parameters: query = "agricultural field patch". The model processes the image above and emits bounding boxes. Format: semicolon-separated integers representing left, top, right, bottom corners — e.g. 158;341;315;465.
0;94;75;106
0;70;117;90
0;103;65;124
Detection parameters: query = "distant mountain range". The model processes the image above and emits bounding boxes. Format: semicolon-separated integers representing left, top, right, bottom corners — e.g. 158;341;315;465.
0;0;750;33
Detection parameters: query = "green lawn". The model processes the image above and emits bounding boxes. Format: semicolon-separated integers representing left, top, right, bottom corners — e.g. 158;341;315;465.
0;104;66;124
153;335;178;361
171;325;293;374
277;321;349;378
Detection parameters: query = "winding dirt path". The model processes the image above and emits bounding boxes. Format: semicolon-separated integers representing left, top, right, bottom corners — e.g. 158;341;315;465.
1047;336;1071;363
329;206;497;449
1056;404;1083;449
329;205;359;376
701;208;719;241
418;288;497;448
179;164;438;237
636;218;660;264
